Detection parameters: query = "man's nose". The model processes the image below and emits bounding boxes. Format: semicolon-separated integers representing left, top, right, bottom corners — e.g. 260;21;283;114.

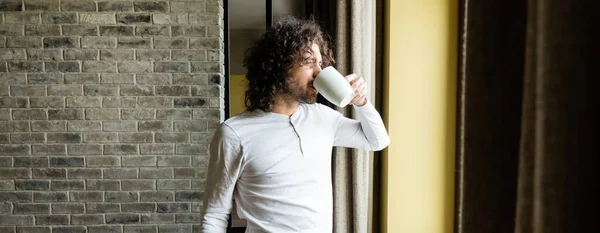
313;65;322;78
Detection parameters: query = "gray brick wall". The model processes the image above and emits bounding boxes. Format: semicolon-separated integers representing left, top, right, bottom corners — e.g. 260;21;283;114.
0;0;224;232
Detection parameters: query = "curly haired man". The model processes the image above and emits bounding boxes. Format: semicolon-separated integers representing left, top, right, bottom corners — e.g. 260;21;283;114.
199;16;390;233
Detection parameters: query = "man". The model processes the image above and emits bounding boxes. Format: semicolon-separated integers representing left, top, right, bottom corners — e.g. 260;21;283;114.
200;16;390;233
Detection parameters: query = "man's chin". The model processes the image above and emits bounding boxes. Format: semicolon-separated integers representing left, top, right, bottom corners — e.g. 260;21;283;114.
301;95;318;104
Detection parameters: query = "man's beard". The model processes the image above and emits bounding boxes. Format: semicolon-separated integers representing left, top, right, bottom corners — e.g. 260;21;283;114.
283;78;318;104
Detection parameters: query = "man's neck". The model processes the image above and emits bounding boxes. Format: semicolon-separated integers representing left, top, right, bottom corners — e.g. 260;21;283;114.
271;96;300;116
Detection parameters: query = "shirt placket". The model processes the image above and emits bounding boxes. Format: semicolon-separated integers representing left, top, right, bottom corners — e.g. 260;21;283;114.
289;116;305;157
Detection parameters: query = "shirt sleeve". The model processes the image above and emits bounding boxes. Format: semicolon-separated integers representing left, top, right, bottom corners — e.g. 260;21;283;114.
328;101;390;151
199;123;244;233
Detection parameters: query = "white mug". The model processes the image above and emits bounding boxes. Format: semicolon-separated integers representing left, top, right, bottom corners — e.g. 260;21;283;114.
314;66;355;107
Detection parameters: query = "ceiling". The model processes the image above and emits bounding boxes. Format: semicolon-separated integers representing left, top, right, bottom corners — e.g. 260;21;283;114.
229;0;306;29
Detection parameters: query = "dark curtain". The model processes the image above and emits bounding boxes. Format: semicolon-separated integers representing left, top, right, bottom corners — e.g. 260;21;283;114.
456;0;599;233
454;0;526;232
515;0;599;232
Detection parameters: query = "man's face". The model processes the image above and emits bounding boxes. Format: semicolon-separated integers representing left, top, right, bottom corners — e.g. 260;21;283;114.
284;43;323;104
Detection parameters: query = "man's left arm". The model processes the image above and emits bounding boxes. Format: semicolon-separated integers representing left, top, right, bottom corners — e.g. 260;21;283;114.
332;101;390;151
330;74;390;151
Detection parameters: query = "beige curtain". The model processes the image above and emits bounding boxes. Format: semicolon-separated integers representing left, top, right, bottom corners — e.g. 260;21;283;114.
331;1;377;232
308;0;380;232
306;0;381;232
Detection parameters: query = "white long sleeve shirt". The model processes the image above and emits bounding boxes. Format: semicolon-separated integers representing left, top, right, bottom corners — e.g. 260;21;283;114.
199;102;390;233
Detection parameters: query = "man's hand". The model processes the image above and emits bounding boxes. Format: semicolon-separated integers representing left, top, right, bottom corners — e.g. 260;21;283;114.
345;74;368;107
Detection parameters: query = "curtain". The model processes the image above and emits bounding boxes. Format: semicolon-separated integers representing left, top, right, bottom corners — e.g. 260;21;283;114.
454;0;526;232
307;1;381;233
456;0;598;232
515;0;598;232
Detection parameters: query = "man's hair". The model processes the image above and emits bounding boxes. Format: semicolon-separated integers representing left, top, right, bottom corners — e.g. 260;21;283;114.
243;16;334;112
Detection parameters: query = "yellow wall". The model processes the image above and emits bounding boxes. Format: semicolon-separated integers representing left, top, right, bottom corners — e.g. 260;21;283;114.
381;0;458;232
229;75;248;117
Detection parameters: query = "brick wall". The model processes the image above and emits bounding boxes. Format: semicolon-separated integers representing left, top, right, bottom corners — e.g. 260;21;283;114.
0;0;224;232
